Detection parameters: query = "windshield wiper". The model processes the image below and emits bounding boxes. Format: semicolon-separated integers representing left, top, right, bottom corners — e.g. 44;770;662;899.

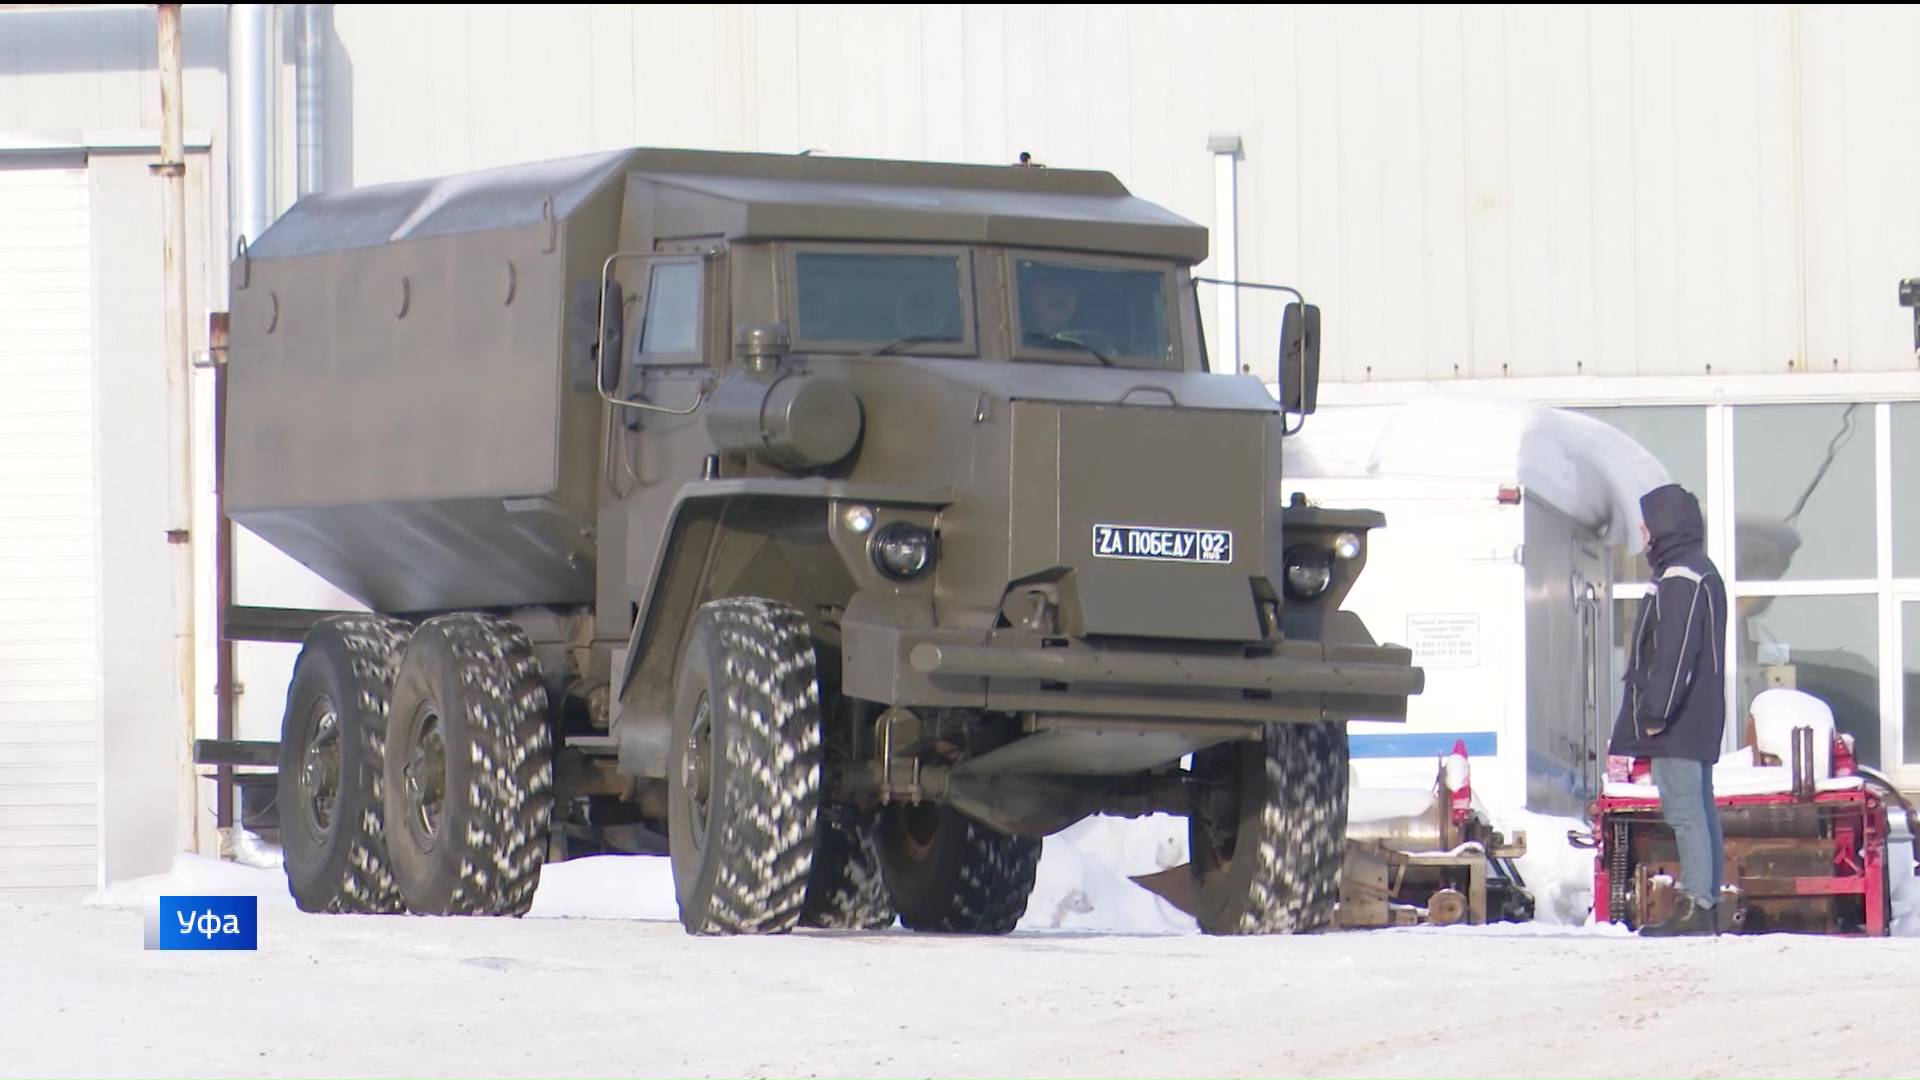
1033;333;1114;367
864;334;954;358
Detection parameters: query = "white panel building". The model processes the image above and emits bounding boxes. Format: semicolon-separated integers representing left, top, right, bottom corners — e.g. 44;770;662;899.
0;4;1915;895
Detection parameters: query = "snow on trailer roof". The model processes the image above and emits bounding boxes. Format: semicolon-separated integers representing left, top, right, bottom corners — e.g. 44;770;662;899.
1281;394;1671;553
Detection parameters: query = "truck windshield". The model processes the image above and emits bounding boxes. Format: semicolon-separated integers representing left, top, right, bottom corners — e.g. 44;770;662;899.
794;252;966;349
1014;259;1172;370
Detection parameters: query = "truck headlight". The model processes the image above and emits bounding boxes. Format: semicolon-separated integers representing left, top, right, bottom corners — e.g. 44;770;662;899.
871;522;936;581
1332;532;1363;561
1283;548;1333;600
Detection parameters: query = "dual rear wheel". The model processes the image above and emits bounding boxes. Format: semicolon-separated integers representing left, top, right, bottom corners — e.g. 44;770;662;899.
278;613;552;915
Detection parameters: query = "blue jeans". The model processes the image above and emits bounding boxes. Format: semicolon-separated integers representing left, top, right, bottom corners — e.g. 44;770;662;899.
1651;757;1724;907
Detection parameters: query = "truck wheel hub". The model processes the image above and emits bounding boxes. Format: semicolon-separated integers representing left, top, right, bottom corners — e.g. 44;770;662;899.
682;697;714;845
403;709;447;842
301;697;341;834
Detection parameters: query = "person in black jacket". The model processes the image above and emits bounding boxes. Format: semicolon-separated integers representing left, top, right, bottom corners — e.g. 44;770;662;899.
1610;484;1728;937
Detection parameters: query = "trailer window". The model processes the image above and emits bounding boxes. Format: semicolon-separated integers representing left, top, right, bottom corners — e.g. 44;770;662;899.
637;261;703;364
1014;260;1172;370
794;252;967;350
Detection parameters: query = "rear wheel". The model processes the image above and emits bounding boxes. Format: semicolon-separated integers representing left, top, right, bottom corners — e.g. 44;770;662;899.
878;803;1040;934
278;615;411;914
384;614;553;915
668;598;824;935
1187;719;1349;935
801;808;895;930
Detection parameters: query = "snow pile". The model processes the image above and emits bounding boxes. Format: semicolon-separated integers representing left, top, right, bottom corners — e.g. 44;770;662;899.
1490;809;1597;926
1285;394;1671;551
1750;689;1837;776
86;854;297;911
1020;794;1607;934
527;854;680;921
1020;815;1196;933
1605;767;1864;801
527;822;1207;931
224;828;284;870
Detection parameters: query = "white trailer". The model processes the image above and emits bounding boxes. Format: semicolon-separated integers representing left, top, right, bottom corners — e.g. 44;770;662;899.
1284;397;1667;821
1294;477;1611;818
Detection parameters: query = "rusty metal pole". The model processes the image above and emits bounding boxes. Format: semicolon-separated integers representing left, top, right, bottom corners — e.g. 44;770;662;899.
154;2;200;852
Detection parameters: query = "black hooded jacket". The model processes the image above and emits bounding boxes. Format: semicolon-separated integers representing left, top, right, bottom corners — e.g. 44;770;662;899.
1609;485;1728;763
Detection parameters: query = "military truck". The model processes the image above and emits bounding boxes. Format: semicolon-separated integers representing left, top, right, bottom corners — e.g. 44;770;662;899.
225;148;1421;936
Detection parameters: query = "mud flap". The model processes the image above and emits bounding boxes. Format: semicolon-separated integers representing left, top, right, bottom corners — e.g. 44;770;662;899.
1128;865;1198;916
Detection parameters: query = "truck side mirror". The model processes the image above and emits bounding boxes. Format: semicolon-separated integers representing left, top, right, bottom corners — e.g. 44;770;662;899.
597;279;624;396
1278;302;1320;415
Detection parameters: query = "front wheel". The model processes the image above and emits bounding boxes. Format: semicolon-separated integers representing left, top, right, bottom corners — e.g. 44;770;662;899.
667;598;824;935
1187;719;1349;935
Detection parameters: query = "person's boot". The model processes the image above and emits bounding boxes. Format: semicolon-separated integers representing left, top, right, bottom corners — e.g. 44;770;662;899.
1640;894;1717;937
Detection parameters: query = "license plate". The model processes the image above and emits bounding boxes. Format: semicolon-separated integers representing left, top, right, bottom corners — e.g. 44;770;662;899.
1091;524;1234;565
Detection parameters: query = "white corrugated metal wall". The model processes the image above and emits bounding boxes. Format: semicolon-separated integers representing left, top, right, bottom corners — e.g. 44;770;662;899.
0;4;1911;382
315;4;1920;385
0;162;100;899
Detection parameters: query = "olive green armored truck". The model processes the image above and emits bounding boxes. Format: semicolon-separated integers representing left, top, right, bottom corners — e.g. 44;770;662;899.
225;148;1421;936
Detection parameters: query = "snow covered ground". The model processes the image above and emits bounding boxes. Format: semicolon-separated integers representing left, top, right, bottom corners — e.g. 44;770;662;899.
6;817;1920;1078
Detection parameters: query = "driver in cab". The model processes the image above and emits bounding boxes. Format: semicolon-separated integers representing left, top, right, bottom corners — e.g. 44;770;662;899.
1021;274;1082;346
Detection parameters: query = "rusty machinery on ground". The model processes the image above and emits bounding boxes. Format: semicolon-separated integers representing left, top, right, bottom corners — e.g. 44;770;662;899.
1586;730;1917;936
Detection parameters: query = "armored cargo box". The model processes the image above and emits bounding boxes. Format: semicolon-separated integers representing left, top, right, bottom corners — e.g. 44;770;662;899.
225;150;640;612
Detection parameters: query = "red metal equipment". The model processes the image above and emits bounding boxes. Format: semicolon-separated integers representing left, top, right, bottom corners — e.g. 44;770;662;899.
1590;732;1898;936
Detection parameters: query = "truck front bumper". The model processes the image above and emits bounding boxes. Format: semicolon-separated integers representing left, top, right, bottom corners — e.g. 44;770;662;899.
843;618;1422;728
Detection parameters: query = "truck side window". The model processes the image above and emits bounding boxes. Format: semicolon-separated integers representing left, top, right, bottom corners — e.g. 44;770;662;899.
1013;259;1173;370
793;252;966;349
637;261;702;365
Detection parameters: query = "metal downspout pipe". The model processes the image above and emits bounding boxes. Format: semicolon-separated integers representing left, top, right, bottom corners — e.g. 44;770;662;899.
227;4;273;250
1207;133;1244;376
295;4;327;198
